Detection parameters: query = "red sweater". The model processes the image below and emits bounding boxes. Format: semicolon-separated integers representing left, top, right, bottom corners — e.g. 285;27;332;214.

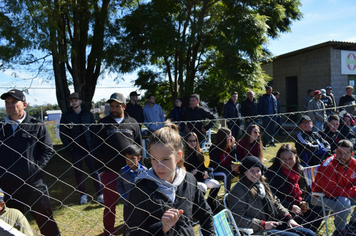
236;139;260;161
312;155;356;198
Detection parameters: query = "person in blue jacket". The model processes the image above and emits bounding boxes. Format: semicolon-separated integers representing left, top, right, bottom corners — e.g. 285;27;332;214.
259;86;278;147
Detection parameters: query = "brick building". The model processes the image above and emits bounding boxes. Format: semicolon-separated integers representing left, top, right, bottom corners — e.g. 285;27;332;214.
262;41;356;115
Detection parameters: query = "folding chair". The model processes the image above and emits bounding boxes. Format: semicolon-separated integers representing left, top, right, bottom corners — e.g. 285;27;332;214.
303;164;332;236
200;209;253;236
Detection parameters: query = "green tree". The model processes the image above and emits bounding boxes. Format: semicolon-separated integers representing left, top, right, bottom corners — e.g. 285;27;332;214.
107;0;302;113
0;0;125;112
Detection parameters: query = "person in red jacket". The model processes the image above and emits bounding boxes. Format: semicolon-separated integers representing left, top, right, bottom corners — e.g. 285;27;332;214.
312;139;356;236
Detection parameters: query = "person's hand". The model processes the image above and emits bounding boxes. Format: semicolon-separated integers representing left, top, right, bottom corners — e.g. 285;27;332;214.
299;201;309;214
202;171;209;179
291;205;303;215
201;127;206;133
287;219;301;228
264;221;279;230
191;169;198;175
246;118;251;122
161;209;184;233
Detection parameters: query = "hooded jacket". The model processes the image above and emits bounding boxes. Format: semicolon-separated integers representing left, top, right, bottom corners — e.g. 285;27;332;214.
143;102;165;132
126;168;215;236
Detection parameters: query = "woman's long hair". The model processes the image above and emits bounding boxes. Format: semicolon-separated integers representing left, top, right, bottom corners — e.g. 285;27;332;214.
184;132;204;163
214;127;232;151
272;143;302;175
239;124;263;160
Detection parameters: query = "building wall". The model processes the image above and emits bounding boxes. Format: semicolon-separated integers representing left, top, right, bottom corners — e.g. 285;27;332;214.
330;49;349;103
263;46;333;112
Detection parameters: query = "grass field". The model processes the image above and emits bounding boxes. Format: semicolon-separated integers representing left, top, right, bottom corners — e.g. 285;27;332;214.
24;125;335;235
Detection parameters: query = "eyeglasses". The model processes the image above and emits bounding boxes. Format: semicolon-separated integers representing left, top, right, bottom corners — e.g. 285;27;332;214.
187;140;197;143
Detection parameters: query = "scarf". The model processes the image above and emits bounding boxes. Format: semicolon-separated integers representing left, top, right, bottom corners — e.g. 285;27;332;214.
281;166;302;204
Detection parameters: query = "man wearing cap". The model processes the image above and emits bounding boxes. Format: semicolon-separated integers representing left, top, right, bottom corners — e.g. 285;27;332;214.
125;91;144;124
223;92;241;140
339;85;356;115
307;90;326;132
60;92;103;205
143;94;165;132
295;115;331;166
326;86;336;113
92;92;142;236
320;88;333;115
0;89;60;235
0;188;34;235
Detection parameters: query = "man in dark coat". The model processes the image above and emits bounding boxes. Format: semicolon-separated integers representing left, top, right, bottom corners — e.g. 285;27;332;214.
60;92;103;205
0;89;60;236
223;91;241;140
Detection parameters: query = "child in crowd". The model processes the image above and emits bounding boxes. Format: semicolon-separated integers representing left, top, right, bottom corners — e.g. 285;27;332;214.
126;124;215;235
117;144;147;230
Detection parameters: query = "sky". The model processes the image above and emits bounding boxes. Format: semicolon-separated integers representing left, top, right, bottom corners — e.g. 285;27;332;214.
1;0;356;106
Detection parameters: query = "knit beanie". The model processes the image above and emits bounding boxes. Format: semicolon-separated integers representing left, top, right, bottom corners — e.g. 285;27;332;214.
239;156;266;175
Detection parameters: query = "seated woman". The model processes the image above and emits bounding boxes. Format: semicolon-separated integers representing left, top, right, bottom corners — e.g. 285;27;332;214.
126;124;215;235
265;144;323;232
236;124;264;162
342;112;356;133
184;132;220;208
228;156;316;236
209;127;237;192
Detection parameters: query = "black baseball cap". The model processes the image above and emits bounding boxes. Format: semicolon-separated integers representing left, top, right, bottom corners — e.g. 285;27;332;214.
129;91;140;97
1;89;26;102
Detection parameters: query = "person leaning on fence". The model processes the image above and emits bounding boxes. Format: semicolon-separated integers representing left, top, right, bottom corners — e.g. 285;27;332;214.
223;91;241;140
311;139;356;236
126;124;215;236
295;115;332;166
258;85;277;148
265;144;323;232
236;124;264;162
92;92;142;236
0;89;60;236
116;144;147;234
59;92;104;205
227;156;316;236
307;90;326;132
0;188;34;236
183;94;216;148
184;132;220;210
209;127;238;193
241;90;259;129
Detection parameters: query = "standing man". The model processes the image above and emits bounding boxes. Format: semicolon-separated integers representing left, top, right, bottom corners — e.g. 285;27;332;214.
320;89;333;115
258;86;277;147
302;89;314;111
125;91;144;124
307;90;326;132
60;92;103;205
142;94;165;133
272;91;285;136
312;139;356;236
339;85;356;115
241;90;259;129
0;89;60;236
170;98;186;134
93;92;142;236
223;91;241;140
183;94;216;148
326;86;336;113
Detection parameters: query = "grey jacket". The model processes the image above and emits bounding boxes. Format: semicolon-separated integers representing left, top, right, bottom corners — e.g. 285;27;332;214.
307;99;326;123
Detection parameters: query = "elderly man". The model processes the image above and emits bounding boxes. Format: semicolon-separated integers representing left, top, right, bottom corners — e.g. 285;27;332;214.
312;139;356;236
241;90;259;129
0;89;60;236
60;92;103;205
93;92;142;236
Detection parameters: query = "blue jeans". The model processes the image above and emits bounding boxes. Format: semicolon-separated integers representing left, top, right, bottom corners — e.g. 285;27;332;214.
312;196;356;231
267;227;316;236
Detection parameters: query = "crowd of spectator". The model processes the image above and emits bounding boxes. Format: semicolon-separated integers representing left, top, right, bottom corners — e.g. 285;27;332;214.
2;84;356;235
